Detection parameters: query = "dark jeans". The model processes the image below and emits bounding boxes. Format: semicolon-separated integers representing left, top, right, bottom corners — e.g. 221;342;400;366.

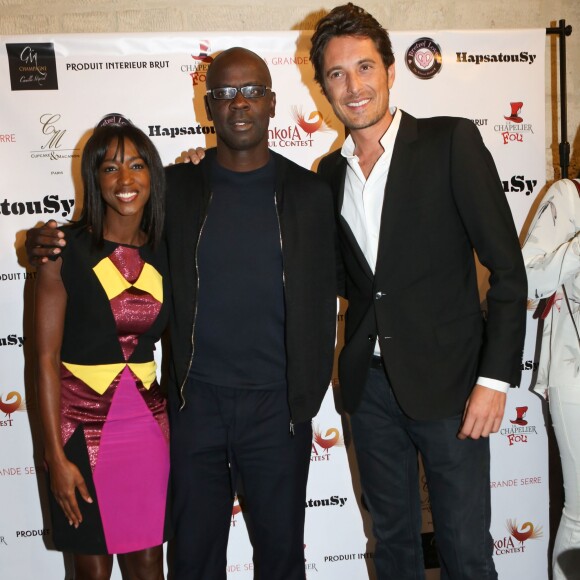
170;378;312;580
349;365;497;580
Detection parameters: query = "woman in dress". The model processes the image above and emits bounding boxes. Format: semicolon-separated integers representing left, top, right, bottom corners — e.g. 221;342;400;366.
522;173;580;580
35;120;170;579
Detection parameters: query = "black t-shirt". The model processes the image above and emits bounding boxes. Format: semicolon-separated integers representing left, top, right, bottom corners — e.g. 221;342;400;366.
188;155;287;389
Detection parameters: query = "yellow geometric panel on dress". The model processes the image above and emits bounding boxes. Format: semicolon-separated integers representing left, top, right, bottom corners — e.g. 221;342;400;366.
92;257;163;302
93;257;132;300
133;263;163;303
62;362;125;395
127;361;158;390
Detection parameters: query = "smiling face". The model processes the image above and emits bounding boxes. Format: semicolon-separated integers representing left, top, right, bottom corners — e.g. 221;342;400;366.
99;137;150;222
204;47;276;170
321;35;395;135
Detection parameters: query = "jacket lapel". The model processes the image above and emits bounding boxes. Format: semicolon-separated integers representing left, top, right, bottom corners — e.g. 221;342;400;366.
375;111;418;273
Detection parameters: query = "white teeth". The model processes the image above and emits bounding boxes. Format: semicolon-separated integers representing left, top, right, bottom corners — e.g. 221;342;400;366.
116;192;137;199
348;98;370;107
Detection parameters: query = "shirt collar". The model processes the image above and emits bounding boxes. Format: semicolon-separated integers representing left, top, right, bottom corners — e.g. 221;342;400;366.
340;107;401;160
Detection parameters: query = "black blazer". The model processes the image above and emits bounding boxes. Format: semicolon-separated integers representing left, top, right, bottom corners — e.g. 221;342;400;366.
318;111;527;420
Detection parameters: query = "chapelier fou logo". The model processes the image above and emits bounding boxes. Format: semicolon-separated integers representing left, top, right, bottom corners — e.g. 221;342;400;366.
191;40;213;64
499;406;538;445
494;101;534;144
6;43;58;91
184;39;213;87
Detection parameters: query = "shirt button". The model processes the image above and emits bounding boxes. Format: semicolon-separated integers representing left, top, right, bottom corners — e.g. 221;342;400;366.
375;291;385;300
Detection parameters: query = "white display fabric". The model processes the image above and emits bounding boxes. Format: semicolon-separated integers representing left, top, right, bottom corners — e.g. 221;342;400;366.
0;29;545;579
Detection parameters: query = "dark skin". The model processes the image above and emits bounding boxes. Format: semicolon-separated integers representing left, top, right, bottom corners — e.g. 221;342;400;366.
34;138;164;580
204;47;275;171
26;47;276;260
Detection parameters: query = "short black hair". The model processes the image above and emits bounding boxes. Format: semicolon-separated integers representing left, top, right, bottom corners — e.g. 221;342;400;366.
78;123;165;248
310;3;395;89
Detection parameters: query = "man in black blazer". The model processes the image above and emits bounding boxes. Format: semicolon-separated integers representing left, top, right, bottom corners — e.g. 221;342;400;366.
311;5;527;579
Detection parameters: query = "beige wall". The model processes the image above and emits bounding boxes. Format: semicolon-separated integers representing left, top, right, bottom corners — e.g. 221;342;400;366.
1;0;578;181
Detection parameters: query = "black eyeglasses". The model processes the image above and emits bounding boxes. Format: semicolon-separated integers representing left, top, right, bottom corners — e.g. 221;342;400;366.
206;85;271;100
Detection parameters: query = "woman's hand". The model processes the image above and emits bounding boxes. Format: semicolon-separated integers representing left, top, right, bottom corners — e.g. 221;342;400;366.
48;457;93;528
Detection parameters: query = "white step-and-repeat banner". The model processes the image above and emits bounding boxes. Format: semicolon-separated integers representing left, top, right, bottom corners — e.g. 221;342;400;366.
0;29;547;579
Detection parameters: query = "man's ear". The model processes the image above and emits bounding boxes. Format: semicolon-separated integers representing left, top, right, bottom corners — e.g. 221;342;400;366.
269;91;276;118
204;95;213;121
387;63;396;90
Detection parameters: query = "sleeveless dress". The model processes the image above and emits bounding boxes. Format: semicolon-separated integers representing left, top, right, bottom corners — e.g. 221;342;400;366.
49;226;171;555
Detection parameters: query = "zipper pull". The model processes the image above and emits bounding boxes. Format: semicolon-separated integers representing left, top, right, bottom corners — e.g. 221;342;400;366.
289;420;295;436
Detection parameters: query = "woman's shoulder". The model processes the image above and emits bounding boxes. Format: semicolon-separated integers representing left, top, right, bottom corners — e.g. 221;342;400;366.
60;222;90;241
138;239;169;271
56;223;96;264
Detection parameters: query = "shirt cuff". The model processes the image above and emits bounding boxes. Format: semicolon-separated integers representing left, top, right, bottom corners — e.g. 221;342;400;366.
477;376;510;393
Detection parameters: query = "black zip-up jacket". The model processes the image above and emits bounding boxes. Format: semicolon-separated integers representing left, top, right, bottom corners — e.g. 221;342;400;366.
164;149;339;423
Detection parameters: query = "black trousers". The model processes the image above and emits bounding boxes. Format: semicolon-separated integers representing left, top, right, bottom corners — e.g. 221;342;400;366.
170;378;312;580
349;364;497;580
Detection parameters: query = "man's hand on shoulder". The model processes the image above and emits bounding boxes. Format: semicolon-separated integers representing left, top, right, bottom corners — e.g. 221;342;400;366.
26;220;66;266
174;147;206;165
457;384;506;440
